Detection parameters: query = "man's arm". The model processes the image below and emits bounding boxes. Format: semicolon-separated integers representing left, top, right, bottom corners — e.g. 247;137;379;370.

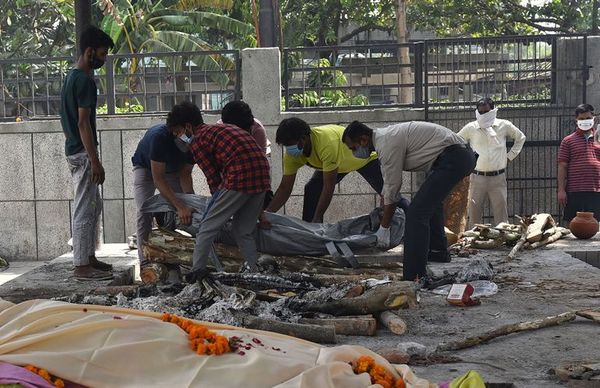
78;107;104;184
507;123;526;160
312;169;338;223
151;160;193;225
266;174;296;213
456;124;471;141
558;161;568;206
179;163;195;194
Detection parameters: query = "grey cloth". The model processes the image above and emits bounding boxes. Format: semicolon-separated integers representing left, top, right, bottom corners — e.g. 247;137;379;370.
133;167;182;265
66;151;102;266
192;190;265;271
141;193;405;258
468;173;508;227
372;121;466;205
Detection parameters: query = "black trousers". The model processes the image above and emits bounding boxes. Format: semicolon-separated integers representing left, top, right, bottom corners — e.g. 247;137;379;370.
563;192;600;222
302;159;410;222
403;145;478;281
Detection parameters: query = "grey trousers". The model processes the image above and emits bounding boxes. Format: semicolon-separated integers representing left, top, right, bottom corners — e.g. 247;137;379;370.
133;167;182;265
192;190;265;272
67;152;103;266
468;173;509;227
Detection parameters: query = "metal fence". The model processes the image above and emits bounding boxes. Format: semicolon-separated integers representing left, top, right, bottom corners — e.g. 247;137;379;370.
0;49;241;120
282;34;589;112
283;35;590;222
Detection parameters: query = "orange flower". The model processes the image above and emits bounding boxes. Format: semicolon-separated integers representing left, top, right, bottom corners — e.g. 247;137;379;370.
353;355;403;388
161;313;232;356
24;365;65;388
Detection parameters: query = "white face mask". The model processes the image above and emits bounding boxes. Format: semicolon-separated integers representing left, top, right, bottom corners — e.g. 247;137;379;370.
179;133;193;144
577;118;595;131
476;108;498;129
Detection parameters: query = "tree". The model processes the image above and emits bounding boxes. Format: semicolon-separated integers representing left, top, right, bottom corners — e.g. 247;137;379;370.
0;0;75;58
407;0;596;37
280;0;396;47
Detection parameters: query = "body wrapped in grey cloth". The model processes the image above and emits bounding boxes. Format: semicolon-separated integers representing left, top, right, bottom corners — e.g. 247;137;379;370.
141;193;405;261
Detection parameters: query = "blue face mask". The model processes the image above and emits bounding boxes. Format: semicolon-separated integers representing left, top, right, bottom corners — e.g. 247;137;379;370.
352;146;370;159
286;144;304;157
179;133;193;144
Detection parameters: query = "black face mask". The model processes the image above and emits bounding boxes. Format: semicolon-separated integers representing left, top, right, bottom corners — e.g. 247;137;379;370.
90;50;104;69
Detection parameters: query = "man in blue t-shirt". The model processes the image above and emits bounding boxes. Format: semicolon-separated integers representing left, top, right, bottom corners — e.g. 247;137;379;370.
60;26;114;281
132;101;202;267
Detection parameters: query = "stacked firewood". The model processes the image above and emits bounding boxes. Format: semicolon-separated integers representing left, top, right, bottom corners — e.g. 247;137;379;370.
450;213;571;259
138;229;416;343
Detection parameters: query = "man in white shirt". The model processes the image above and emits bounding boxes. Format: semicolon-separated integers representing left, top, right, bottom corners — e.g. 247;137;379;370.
342;121;477;282
458;98;526;227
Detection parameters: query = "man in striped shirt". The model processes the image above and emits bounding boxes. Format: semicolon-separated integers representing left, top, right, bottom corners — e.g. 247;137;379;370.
187;108;271;280
558;103;600;222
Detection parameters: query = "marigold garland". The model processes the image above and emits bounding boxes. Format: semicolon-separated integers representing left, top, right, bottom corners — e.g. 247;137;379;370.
161;313;231;356
353;355;405;388
24;365;65;388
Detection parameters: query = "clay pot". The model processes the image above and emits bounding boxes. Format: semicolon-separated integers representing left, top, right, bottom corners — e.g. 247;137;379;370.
569;212;599;239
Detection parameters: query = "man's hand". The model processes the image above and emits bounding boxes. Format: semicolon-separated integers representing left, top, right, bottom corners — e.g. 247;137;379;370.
375;225;391;249
558;189;568;207
258;211;272;230
177;205;194;225
90;159;105;185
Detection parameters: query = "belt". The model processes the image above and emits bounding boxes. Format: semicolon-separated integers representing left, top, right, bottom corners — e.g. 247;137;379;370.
474;169;505;176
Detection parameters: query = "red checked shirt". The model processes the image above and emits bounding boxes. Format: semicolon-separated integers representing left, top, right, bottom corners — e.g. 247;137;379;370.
190;123;271;194
558;129;600;192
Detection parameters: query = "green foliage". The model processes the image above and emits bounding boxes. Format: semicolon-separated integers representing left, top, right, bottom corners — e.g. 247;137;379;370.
289;59;368;108
97;101;144;114
0;0;75;58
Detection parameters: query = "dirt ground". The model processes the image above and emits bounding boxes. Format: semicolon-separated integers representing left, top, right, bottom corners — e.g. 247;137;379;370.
337;245;600;387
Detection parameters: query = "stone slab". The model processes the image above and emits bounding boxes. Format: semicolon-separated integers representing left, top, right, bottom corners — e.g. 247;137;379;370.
0;244;137;303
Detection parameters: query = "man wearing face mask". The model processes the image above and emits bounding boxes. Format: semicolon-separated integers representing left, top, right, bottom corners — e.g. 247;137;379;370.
458;98;526;227
131;101;200;267
60;26;114;281
342;121;477;282
266;117;409;223
558;103;600;222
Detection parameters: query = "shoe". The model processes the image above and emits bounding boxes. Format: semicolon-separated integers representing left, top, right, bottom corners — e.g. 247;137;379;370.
429;250;451;263
74;265;113;281
184;268;210;284
90;256;113;271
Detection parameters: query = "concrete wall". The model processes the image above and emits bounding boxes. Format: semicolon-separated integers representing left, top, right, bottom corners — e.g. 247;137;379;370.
1;41;598;261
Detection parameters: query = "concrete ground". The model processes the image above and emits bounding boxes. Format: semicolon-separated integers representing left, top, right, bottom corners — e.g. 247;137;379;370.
337;234;600;387
1;236;599;386
0;261;47;286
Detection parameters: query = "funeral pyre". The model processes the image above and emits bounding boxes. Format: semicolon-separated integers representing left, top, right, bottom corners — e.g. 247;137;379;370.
57;228;420;343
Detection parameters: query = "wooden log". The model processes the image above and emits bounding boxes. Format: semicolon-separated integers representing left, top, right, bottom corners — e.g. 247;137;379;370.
443;176;470;235
471;238;504;249
507;216;531;261
527;230;563;249
291;281;417;316
140;263;169;284
378;311;407;335
437;311;576;352
526;213;555;243
90;285;140;297
376;348;410;364
576;309;600;323
239;315;336;344
299;315;377;336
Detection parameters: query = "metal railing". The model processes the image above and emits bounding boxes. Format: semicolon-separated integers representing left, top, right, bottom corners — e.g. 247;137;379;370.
282;34;590;112
0;49;241;120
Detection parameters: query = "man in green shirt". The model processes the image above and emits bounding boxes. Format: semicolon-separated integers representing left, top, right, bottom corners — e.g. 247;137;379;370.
266;117;409;223
60;26;114;281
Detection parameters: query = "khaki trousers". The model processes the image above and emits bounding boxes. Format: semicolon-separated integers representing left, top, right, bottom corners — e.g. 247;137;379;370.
467;173;508;227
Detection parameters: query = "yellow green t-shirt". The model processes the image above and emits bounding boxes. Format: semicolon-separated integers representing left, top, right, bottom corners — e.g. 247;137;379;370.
283;124;378;175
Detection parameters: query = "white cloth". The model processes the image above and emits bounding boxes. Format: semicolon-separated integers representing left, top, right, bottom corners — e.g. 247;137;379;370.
0;299;435;388
373;121;466;205
458;118;526;172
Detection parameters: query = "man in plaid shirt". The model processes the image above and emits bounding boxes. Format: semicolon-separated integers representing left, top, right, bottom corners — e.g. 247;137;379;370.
188;105;271;278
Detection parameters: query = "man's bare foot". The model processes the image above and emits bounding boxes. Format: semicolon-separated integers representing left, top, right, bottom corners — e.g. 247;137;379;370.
74;265;113;281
